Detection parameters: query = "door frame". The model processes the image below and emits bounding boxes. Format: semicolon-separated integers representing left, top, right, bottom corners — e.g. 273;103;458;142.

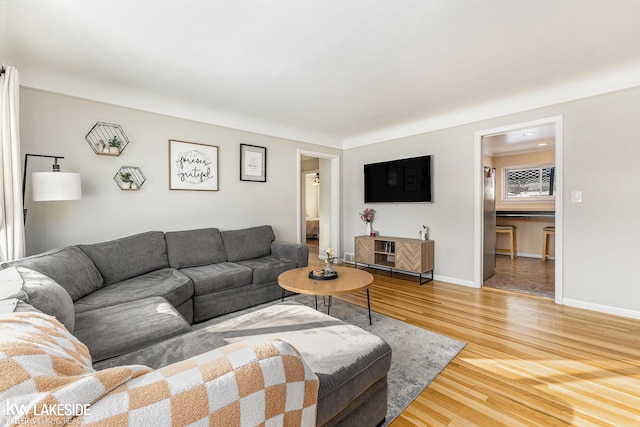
473;116;563;303
297;149;341;260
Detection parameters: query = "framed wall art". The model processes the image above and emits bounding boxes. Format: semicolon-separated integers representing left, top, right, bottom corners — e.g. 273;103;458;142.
169;139;219;191
240;143;266;182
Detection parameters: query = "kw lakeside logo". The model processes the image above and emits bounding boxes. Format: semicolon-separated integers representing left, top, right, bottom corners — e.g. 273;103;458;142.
4;400;90;424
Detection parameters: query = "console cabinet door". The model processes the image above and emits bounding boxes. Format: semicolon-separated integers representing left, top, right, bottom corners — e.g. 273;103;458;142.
395;241;423;273
355;237;374;264
396;240;434;273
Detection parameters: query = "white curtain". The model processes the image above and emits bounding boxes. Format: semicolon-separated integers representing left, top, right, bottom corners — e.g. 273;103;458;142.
0;66;26;261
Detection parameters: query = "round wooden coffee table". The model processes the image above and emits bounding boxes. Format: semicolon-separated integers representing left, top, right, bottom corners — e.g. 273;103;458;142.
278;265;374;324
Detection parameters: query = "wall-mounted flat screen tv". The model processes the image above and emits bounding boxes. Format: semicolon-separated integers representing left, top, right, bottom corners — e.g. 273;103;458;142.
364;155;432;203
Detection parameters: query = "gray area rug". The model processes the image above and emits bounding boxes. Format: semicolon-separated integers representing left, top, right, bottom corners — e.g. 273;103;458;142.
289;294;466;425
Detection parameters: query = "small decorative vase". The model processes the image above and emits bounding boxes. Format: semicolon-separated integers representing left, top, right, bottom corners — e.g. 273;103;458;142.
366;222;372;236
109;146;119;154
324;260;335;275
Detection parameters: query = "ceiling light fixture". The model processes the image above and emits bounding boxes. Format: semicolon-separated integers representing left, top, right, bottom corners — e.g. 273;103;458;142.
523;131;535;136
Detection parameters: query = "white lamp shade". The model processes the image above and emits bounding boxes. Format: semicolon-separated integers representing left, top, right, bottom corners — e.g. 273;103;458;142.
32;171;82;201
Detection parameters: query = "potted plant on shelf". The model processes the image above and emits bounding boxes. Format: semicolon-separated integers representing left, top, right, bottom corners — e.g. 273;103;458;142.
119;171;134;189
108;136;122;154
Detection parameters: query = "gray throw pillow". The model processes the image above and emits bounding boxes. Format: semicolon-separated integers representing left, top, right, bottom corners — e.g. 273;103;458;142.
16;266;75;333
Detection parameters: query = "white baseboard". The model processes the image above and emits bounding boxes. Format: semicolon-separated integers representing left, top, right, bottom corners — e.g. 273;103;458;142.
434;275;477;288
497;252;555;260
563;298;640;320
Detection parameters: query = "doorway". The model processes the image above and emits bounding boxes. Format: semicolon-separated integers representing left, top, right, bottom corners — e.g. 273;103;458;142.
474;117;563;303
297;150;341;265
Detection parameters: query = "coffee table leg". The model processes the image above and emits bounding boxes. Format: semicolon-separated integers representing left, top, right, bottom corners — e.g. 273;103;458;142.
327;296;332;316
281;288;284;302
367;289;372;325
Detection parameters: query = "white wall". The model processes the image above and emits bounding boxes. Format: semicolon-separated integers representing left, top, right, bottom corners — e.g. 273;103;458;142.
20;88;340;254
343;86;640;315
343;126;476;285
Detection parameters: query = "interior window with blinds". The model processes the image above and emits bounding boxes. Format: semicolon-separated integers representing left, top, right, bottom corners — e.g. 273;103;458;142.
504;164;555;200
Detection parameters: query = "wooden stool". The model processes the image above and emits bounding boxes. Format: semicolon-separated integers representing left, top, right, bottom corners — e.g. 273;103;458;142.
496;225;517;259
542;226;555;262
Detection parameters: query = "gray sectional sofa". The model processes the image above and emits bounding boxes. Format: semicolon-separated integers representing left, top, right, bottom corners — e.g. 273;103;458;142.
0;225;392;426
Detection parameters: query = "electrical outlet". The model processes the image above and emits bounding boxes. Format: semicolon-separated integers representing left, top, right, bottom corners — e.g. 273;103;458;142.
571;191;582;203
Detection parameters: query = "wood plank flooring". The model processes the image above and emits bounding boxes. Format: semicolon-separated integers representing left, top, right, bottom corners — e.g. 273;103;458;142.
309;251;640;426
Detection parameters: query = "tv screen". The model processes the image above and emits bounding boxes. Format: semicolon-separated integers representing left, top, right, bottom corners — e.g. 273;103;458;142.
364;155;431;203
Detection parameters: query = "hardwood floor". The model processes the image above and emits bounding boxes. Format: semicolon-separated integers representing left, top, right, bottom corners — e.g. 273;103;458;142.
326;263;640;426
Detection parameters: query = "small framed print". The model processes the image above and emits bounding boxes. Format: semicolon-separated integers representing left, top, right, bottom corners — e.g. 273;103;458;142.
240;144;266;182
169;139;219;191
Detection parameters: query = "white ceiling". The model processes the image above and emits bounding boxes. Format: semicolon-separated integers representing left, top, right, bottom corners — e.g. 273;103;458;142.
483;124;556;156
3;0;640;148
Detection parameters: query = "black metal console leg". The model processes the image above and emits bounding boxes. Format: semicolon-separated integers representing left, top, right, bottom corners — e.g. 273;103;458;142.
281;288;285;302
327;296;332;316
367;288;372;325
419;270;434;285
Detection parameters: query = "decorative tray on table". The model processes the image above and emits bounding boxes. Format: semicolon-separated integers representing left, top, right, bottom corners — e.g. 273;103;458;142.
309;269;339;280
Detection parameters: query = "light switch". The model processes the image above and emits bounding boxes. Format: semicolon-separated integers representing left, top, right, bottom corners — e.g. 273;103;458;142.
571;191;582;203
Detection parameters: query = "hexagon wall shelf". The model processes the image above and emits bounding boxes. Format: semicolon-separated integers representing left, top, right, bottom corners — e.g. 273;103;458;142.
114;166;146;191
86;122;130;156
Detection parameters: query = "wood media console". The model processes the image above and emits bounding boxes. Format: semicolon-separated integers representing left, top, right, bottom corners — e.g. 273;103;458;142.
354;235;434;284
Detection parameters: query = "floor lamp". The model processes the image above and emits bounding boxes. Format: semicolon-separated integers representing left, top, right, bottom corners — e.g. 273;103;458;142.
22;154;82;224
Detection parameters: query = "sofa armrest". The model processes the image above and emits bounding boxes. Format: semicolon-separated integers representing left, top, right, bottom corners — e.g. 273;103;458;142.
271;240;309;267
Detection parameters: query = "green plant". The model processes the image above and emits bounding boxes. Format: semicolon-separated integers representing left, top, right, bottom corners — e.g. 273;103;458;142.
119;172;133;183
108;136;121;148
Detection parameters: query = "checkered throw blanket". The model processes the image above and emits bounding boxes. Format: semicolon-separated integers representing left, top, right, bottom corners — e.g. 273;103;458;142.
0;312;319;426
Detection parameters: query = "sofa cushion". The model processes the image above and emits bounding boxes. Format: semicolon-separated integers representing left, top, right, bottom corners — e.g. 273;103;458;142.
1;246;103;301
74;297;191;362
180;262;252;295
79;231;169;286
237;256;298;285
74;268;193;314
13;267;75;333
165;228;227;268
221;225;275;262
